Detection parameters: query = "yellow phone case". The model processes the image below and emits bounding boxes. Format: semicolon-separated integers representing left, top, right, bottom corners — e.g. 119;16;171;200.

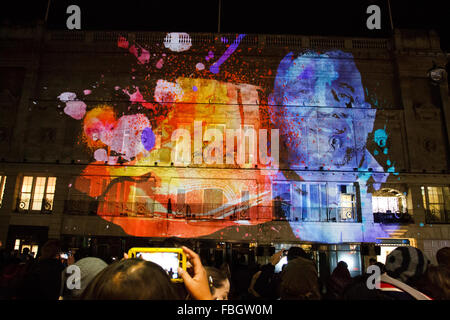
127;247;186;283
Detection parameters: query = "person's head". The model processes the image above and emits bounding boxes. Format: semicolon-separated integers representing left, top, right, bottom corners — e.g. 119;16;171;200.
369;258;377;265
287;246;309;262
417;265;450;300
80;258;179;300
385;246;428;286
331;261;351;280
62;257;108;300
40;239;61;260
22;247;30;255
436;247;450;267
205;267;230;300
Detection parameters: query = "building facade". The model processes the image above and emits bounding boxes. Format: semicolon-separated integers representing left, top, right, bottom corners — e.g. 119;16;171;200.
0;24;449;275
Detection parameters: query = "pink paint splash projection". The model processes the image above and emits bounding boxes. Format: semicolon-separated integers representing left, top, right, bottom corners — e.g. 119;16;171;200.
118;36;150;64
58;92;86;120
56;34;395;243
80;105;153;161
122;86;156;111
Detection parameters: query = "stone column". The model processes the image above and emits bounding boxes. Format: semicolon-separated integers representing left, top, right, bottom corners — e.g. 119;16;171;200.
47;175;70;240
0;173;19;248
408;185;426;226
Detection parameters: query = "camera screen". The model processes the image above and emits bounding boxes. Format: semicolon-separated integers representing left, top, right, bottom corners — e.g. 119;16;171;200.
136;252;180;279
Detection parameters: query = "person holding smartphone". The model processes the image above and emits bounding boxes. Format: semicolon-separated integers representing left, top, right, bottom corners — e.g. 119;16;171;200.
81;246;213;300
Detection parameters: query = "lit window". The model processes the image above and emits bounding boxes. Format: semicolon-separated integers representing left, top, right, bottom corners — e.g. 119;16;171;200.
372;196;399;213
18;176;57;213
338;184;356;221
0;175;6;208
14;239;20;250
422;186;450;223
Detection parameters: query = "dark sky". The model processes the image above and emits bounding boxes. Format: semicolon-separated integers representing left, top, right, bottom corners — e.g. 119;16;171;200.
1;0;449;50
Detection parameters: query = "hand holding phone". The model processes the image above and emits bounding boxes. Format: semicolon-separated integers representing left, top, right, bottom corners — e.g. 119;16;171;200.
67;252;75;266
177;246;213;300
270;250;284;266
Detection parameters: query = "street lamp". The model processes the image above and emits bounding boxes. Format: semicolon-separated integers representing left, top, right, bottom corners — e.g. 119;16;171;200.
427;61;447;85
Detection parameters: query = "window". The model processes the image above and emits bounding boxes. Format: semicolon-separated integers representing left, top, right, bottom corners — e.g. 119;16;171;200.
98;177;155;217
203;188;223;217
18;176;56;213
292;183;327;222
272;182;291;220
0;175;6;208
422;186;450;223
14;239;20;250
337;184;356;221
372;196;399;213
328;244;362;278
176;188;186;216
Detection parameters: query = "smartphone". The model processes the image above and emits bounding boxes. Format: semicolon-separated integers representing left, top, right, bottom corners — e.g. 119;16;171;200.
60;253;68;259
127;247;187;283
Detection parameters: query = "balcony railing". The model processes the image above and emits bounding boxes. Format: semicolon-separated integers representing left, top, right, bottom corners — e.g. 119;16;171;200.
15;198;54;214
425;209;450;224
373;211;414;224
63;200;358;223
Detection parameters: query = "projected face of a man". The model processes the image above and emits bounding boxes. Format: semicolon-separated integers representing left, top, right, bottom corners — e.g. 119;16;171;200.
268;51;372;170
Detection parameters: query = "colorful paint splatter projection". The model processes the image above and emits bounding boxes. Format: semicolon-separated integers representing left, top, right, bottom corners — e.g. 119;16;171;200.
54;33;400;243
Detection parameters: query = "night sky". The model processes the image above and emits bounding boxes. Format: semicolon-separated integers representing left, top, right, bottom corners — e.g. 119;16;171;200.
0;0;449;50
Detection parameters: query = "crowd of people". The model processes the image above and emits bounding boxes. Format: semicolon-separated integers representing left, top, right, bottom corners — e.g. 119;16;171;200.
0;239;449;300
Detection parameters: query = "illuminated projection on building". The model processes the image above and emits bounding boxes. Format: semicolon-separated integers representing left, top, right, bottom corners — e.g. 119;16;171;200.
46;33;401;242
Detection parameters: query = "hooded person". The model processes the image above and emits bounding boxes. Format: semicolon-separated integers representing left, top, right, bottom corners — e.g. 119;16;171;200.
60;257;108;300
253;246;318;300
436;247;450;268
379;246;431;300
325;261;352;300
279;253;321;300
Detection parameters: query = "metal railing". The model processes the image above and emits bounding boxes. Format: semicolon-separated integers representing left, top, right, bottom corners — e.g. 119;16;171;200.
62;200;359;223
15;198;53;214
35;30;392;51
373;211;414;224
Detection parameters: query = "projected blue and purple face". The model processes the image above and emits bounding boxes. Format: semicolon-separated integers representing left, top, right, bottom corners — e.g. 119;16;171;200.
268;51;391;242
269;51;377;169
